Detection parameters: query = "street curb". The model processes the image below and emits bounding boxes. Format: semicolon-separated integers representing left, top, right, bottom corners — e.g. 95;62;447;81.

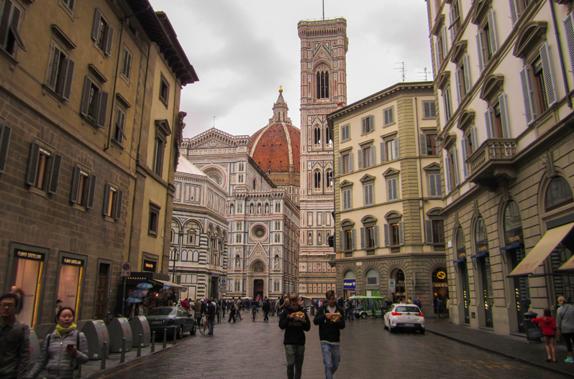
426;328;574;378
85;343;177;379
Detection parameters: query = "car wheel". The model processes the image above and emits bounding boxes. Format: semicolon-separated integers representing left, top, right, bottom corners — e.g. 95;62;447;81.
389;326;396;333
361;313;368;319
177;326;183;339
191;326;196;336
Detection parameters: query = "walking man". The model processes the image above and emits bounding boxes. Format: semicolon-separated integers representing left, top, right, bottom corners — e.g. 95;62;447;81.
263;297;270;321
314;290;345;379
557;296;574;364
279;295;311;379
206;298;216;336
0;292;30;379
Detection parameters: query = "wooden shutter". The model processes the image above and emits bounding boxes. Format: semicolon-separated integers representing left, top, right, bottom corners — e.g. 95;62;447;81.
419;134;426;156
394;138;400;159
499;93;511;138
357;149;363;169
80;77;91;116
113;190;122;220
425;220;433;244
453;149;460;186
62;59;74;100
485;110;493;139
47;155;61;194
102;184;110;216
399;223;405;245
360;227;365;249
86;175;96;209
0;124;11;174
104;26;113;56
461;138;468;178
384;224;390;247
564;13;574;76
351;229;356;250
97;91;108;128
476;33;484;73
454;71;461;104
471;128;479;153
441;27;448;62
520;67;535;124
374;226;380;248
91;9;101;41
25;143;39;186
380;142;386;163
444;155;452;193
540;42;557;106
69;166;80;204
370;146;376;168
509;0;518;24
487;10;498;53
463;54;471;94
349;153;353;172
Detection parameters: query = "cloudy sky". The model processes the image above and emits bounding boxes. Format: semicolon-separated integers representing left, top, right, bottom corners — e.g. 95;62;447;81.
149;0;433;138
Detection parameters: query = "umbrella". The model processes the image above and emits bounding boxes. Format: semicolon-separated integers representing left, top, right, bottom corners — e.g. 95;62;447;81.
126;297;143;304
132;289;148;298
136;282;153;289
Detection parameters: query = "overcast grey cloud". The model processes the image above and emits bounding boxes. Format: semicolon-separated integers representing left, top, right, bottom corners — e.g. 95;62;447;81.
149;0;432;138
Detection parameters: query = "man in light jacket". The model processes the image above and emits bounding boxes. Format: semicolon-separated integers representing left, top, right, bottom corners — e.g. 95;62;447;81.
557;296;574;364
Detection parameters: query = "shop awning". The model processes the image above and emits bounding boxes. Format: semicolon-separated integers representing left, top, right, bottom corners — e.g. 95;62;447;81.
153;279;187;290
559;255;574;271
509;222;574;277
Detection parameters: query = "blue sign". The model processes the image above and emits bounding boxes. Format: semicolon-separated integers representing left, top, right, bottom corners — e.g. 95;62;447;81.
343;279;356;290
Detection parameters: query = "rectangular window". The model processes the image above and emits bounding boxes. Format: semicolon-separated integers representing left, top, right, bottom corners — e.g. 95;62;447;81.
0;123;12;174
0;0;23;56
46;43;74;100
25;144;61;194
340;151;352;174
442;83;453;121
235;234;242;243
476;10;498;71
385;138;399;161
61;0;74;11
91;9;113;55
80;77;108;127
120;47;132;79
159;75;169;106
388;222;402;246
423;101;436;118
342;187;352;210
102;184;122;220
343;229;353;251
383;107;394;126
70;167;95;208
421;133;438;156
359;144;374;169
148;203;160;236
341;124;350;141
456;54;471;102
364;226;376;249
386;176;398;201
153;132;166;176
450;0;461;39
361;115;374;134
112;106;126;145
427;171;442;197
238;174;244;183
363;182;374;206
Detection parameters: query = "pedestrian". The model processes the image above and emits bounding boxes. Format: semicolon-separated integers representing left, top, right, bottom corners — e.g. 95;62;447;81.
413;297;422;310
228;302;236;323
252;300;258;322
532;309;557;363
279;294;311;379
194;298;203;327
0;292;30;379
314;290;345;379
206;299;216;336
30;307;88;379
557;296;574;364
235;300;242;321
263;297;270;321
216;300;221;324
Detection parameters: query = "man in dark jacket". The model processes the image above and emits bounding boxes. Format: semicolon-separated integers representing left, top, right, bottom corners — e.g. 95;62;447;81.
263;297;271;321
314;290;345;379
0;293;30;379
206;299;216;336
279;295;311;379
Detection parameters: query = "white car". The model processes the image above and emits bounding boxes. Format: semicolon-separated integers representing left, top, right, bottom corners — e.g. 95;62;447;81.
384;303;425;334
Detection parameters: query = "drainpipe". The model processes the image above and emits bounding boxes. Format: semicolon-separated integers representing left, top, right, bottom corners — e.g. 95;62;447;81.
549;0;573;108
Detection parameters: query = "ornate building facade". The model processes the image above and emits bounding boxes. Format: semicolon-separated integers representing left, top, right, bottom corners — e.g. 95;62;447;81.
329;81;447;314
170;157;228;300
180;92;300;299
426;0;574;335
297;19;348;298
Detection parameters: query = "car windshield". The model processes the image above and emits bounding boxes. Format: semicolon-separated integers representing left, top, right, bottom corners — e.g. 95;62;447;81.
395;306;420;313
148;307;175;316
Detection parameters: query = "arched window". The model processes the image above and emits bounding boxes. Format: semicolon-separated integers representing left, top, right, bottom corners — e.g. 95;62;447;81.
545;176;573;211
325;169;333;188
503;201;523;246
316;70;329;99
455;226;466;258
273;255;280;270
366;269;379;287
474;217;488;253
265;203;269;214
314;170;322;189
180;250;188;261
326;126;333;145
229;203;234;215
257;203;262;214
249;203;254;214
235;254;240;268
314;126;321;145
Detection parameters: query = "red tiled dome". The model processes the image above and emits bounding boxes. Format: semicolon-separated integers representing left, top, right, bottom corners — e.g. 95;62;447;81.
250;123;300;174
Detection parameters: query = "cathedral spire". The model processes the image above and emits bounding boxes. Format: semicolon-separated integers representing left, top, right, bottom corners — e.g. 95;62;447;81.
272;86;290;123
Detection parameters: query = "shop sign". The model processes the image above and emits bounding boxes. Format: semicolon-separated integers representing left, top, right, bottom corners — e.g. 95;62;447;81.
62;257;83;266
343;279;356;290
434;270;447;281
16;250;44;261
121;262;131;277
143;260;157;272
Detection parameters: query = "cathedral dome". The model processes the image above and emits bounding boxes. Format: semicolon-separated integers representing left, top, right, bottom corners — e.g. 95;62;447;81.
249;89;300;187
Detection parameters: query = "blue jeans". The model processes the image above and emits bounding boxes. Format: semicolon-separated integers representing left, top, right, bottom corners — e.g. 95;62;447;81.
320;342;340;379
284;345;305;379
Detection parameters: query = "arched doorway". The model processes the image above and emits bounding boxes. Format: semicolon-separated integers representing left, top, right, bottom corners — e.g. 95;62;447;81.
250;260;265;300
432;268;449;316
502;200;529;333
390;268;406;302
455;226;470;324
474;216;493;328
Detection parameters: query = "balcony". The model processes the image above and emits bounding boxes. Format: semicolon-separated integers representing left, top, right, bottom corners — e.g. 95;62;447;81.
467;139;517;189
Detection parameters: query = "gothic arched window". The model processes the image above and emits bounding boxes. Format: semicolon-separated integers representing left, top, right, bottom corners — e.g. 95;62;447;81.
325;169;333;188
316;70;329;99
326;126;333;145
314;170;322;189
314;126;321;145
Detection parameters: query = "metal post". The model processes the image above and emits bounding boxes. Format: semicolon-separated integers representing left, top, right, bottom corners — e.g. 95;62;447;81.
120;337;126;363
162;327;167;349
137;333;142;357
100;342;107;370
121;277;127;316
151;331;155;353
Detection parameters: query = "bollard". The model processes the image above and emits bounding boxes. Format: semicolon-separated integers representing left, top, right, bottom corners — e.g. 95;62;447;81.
151;331;155;353
100;342;107;370
162;327;167;349
137;333;142;357
120;337;126;363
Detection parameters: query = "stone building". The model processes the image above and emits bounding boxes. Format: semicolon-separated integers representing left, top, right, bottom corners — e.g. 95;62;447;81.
426;0;574;334
329;81;447;313
0;0;196;330
180;92;300;299
170;157;228;300
298;18;348;299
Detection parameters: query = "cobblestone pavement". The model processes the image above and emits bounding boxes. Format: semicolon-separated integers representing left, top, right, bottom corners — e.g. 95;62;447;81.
100;313;566;379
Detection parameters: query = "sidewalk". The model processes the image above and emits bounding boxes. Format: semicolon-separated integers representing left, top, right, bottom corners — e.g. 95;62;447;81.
426;319;573;378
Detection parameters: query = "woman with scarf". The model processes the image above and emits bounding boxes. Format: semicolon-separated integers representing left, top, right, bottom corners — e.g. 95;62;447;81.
31;307;88;378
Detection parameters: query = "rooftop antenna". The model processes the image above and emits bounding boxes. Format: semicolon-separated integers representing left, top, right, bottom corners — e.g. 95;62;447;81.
395;61;406;82
418;67;430;81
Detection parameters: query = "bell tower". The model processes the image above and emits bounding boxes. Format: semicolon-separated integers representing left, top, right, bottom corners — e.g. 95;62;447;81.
298;18;347;298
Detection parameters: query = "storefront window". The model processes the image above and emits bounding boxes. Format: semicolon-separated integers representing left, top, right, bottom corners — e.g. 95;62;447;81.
432;268;449;316
455;226;470;324
56;256;84;317
12;250;45;327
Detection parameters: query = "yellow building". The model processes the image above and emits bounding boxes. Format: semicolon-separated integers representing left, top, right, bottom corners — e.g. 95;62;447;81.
0;0;196;330
329;82;447;313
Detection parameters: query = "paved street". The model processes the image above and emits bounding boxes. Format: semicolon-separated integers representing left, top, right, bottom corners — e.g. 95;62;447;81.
98;313;565;379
